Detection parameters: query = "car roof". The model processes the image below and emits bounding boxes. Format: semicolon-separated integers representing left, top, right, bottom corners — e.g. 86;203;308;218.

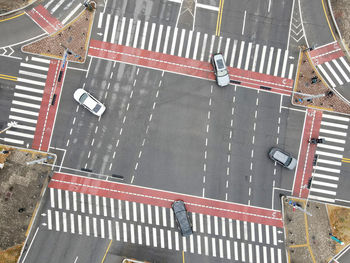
272;149;289;163
84;96;97;110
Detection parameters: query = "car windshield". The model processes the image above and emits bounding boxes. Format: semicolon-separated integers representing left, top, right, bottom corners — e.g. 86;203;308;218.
217;68;228;77
93;104;101;113
285;157;292;166
79;93;88;103
216;58;225;69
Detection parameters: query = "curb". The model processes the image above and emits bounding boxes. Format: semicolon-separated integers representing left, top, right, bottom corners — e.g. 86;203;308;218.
0;0;38;17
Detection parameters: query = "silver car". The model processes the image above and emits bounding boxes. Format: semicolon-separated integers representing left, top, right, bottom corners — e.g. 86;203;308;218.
73;88;106;116
211;53;230;87
268;147;297;170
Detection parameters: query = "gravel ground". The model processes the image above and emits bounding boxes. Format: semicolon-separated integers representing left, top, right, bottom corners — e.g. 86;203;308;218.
331;0;350;48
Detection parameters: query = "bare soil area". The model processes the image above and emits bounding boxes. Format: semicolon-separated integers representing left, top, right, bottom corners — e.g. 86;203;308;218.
22;3;95;64
292;50;350;114
0;0;32;14
0;145;53;252
284;197;350;263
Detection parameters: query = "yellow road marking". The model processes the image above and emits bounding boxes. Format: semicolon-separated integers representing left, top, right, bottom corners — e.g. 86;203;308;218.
321;0;336;41
100;240;112;263
182;250;185;263
342;157;350;161
0;12;25;22
215;0;224;36
0;73;17;79
289;243;309;248
0;76;17;81
341;159;350;163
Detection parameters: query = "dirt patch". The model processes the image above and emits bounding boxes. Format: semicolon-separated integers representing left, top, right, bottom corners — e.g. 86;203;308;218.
22;4;96;64
292;50;350;114
0;0;33;14
331;0;350;49
328;205;350;254
0;145;54;252
284;198;336;263
0;244;22;263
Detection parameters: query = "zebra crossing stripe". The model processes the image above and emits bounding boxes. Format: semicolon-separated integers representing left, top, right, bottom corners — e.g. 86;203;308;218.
48;210;52;230
319;128;347;137
317;158;341;166
274;49;281;76
317;143;344;151
312;172;339;181
103;14;111;42
178;28;186;57
325;61;343;85
31;57;50;64
266;47;274;75
170;27;178;55
12;100;40;109
116;222;120;241
321;121;348;129
312;180;338;188
224;38;230;61
340;57;350;73
125;18;133;46
10;107;38;116
110;15;118;44
200;34;208;61
16;124;36;131
185;30;193;58
259;46;267;73
252;44;260;72
211;237;216;257
310;187;336;195
55;211;60;231
9;115;37;124
148;23;156;51
133;20;141;48
281;50;288;78
256;245;260;263
318;136;345;144
2;137;24;144
156;24;164;53
130;224;135;243
313;166;340;173
62;212;67;232
193;32;200;60
241;243;245;262
208;35;215;62
98;12;103;28
51;0;65;13
163;26;171;54
197;235;201;254
14;92;42;101
20;62;48;71
230;40;238;67
85;216;90;236
332;59;350;82
308;194;335;203
62;3;81;25
167;230;172;249
119;17;126;45
237;41;245;68
245;42;252;70
318;64;336;87
15;85;44;94
19;70;47;79
322;113;350;122
138;225;143;245
141;21;148;50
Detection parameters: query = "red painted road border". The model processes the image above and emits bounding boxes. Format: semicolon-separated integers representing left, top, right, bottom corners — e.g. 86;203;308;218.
49;172;284;228
32;61;64;151
26;5;63;34
88;39;293;96
309;42;344;65
292;109;322;198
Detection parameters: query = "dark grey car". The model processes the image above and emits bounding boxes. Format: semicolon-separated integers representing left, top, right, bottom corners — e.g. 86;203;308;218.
171;200;193;236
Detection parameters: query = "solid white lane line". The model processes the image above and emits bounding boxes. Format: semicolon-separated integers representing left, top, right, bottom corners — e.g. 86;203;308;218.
230;39;238;67
333;59;350;82
110;15;118;43
319;128;347;137
274;48;281;76
6;130;34;139
140;21;148;49
31;57;50;64
312;180;338;188
155;24;164;53
133;20;141;48
62;3;81;25
314;166;340;173
20;63;48;71
317;143;344;151
237;41;245;68
318;136;345;144
15;85;44;94
310;187;337;195
12;100;40;109
125;18;133;46
322;113;349;122
259;45;267;73
312;172;339;181
19;70;47;79
317;158;341;166
266;47;274;75
325;61;343;85
252;44;259;72
118;17;126;45
308;194;335;202
148;23;156;51
318;64;336;87
115;222;120;241
14;107;39;122
14;92;42;101
244;42;252;70
163;26;171;54
281;50;288;78
321;121;348;129
170;27;178;55
178;28;186;56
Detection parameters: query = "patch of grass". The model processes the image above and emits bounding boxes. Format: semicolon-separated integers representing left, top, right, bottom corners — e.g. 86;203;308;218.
0;244;22;263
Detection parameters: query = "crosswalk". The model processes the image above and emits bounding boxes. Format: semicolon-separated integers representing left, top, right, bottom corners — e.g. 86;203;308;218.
44;0;84;25
309;113;349;203
46;188;285;262
3;57;50;146
95;13;295;80
317;56;350;88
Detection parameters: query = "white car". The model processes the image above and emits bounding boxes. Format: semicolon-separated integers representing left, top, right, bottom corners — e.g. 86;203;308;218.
211;53;230;87
73;88;106;116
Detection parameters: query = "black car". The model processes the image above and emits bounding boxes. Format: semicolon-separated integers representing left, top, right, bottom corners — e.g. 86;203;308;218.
171;200;193;236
